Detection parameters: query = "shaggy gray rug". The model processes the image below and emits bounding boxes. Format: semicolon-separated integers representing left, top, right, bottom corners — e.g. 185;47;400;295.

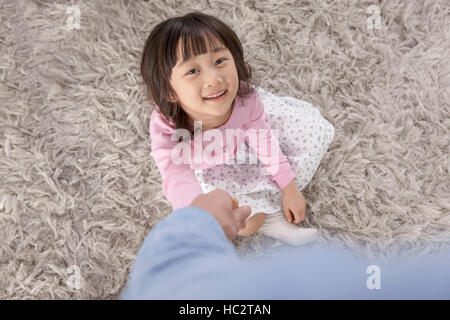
1;0;449;299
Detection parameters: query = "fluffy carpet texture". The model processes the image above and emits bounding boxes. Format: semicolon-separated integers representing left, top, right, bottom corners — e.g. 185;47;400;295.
0;0;449;299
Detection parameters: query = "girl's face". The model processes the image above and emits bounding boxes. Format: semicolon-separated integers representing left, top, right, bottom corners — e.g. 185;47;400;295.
168;37;239;131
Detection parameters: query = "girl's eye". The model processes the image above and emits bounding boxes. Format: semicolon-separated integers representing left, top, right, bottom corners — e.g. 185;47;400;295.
216;58;226;65
186;58;227;76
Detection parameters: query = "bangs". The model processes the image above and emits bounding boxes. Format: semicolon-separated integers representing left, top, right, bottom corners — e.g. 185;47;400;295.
168;27;225;68
180;32;223;62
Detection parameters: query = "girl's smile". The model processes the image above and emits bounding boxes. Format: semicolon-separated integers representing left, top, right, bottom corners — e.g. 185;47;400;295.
203;89;228;102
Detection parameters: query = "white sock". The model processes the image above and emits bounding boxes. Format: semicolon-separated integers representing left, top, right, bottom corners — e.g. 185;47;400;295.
258;211;318;246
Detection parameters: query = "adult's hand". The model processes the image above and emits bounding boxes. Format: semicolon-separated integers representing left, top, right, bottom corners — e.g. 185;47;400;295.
190;189;252;241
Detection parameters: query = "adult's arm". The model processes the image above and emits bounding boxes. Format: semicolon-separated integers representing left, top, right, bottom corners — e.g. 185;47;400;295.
120;206;257;299
121;206;450;299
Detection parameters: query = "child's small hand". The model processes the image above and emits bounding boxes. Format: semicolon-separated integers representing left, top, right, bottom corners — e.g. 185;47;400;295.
281;180;306;224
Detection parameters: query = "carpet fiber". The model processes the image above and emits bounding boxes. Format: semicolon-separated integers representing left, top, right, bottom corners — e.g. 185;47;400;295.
1;0;449;299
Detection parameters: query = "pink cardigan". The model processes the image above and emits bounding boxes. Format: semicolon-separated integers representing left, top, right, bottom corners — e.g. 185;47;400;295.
149;87;296;210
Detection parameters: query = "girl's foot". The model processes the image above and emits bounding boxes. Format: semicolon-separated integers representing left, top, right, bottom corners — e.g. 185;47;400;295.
257;211;318;246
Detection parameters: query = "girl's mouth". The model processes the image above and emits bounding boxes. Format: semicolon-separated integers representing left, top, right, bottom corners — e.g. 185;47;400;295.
203;89;227;102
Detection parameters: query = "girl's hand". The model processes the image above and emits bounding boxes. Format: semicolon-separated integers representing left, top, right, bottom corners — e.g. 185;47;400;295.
281;180;306;224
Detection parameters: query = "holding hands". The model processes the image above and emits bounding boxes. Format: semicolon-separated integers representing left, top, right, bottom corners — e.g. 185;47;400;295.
190;189;252;241
189;179;307;242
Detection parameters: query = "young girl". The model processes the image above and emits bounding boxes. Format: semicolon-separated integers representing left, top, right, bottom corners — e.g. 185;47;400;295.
140;12;335;246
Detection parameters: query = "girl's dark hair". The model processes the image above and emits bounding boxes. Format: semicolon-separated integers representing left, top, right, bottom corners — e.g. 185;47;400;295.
140;12;254;138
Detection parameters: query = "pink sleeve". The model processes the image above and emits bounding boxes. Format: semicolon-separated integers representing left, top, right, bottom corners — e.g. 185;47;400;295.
244;91;296;190
149;110;204;210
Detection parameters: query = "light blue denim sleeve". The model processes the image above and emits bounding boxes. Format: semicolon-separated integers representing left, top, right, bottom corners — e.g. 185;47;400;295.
119;206;255;299
120;206;450;299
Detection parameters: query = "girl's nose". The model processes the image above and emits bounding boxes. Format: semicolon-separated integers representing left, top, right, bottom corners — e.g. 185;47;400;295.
204;69;223;86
